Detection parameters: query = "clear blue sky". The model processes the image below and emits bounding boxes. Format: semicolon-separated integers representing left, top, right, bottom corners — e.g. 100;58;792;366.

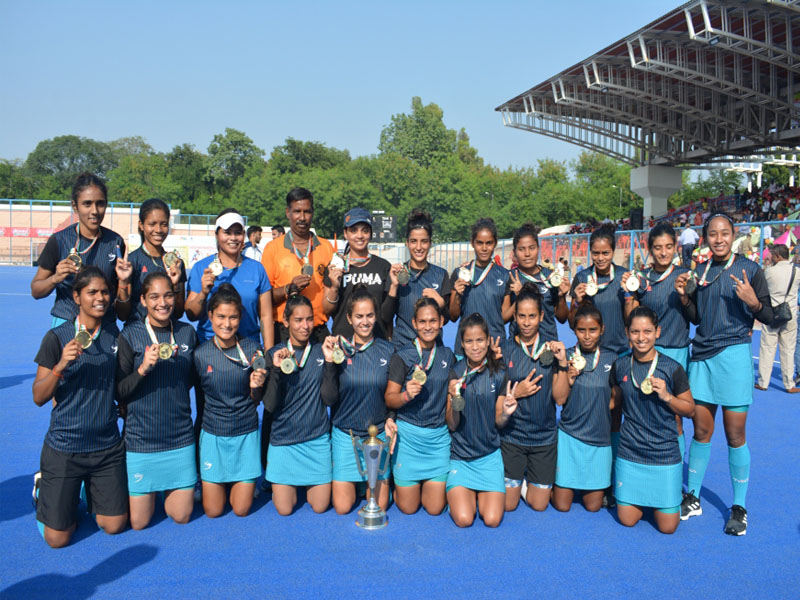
1;0;678;170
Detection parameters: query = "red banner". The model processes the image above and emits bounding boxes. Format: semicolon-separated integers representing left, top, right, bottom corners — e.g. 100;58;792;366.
0;227;54;238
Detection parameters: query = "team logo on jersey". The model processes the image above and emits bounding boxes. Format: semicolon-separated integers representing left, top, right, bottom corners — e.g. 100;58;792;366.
508;360;514;368
108;253;117;261
207;365;213;373
380;358;388;366
432;283;439;290
604;364;612;372
134;473;144;482
181;344;189;352
441;360;447;369
622;375;628;382
316;358;324;366
347;358;353;365
141;265;148;273
316;264;326;277
111;345;118;354
491;382;496;392
496;279;504;286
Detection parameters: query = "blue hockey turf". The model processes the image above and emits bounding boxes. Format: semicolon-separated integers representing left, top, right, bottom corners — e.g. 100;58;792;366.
1;266;798;599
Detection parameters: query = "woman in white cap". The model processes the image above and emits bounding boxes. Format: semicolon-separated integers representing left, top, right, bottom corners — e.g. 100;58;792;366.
186;208;274;347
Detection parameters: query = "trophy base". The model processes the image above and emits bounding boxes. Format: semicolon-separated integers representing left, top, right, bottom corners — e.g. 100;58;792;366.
356;507;387;530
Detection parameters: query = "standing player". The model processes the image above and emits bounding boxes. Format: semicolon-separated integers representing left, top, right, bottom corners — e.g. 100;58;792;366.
322;285;397;514
612;307;695;534
194;284;266;518
448;218;511;357
386;297;457;515
552;305;618;512
503;223;570;342
498;284;569;511
677;213;773;535
31;172;133;327
323;208;398;340
127;198;186;322
263;292;331;515
445;313;517;528
388;209;450;349
117;272;199;529
32;267;127;547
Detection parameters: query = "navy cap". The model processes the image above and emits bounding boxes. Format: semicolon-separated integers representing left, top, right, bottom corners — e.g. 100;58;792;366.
343;207;372;229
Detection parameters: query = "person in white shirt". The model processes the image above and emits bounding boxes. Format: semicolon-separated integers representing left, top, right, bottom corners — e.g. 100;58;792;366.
678;225;700;267
757;245;800;393
242;226;263;261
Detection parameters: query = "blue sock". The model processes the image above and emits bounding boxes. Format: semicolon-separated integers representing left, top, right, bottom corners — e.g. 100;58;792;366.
37;519;45;539
610;432;620;460
728;444;750;509
678;433;686;461
687;440;712;495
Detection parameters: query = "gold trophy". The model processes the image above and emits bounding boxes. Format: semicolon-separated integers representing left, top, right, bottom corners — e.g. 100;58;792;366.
350;425;393;530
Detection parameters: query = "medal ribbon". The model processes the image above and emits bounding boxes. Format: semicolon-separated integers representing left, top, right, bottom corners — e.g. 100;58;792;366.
403;261;423;283
572;346;600;371
696;253;736;287
141;244;168;269
591;264;615;291
70;223;98;256
469;260;494;286
517;268;550;288
287;340;312;369
630;353;659;390
145;318;177;353
213;336;249;366
287;231;311;264
337;336;374;358
74;317;100;342
457;358;487;391
516;334;548;361
645;264;675;285
344;253;370;272
413;338;437;372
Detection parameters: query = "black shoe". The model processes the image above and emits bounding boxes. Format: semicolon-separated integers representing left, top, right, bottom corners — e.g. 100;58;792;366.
724;505;747;536
31;472;41;509
680;490;702;520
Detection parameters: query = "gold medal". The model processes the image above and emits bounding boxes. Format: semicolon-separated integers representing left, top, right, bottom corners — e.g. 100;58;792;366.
549;272;562;288
451;393;465;412
640;377;653;395
67;252;82;268
164;251;179;269
397;270;410;285
280;356;296;374
412;368;427;385
625;274;640;292
332;347;345;365
209;259;223;276
75;329;93;349
585;280;598;296
158;342;174;360
572;354;587;371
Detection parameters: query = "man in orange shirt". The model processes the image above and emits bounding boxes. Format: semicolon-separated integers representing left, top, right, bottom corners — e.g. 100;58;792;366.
262;187;335;345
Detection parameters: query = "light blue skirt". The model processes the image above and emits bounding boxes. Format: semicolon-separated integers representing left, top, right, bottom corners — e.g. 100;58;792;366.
655;345;690;370
555;429;612;491
266;433;332;486
688;343;753;407
127;444;197;495
331;427;391;483
446;448;505;493
392;420;451;484
199;429;261;484
614;457;681;509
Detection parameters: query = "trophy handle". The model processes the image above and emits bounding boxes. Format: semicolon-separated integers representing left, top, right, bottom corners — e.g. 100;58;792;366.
349;429;367;478
378;433;395;476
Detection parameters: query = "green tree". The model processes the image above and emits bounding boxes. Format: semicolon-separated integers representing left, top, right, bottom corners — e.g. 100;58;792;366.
106;154;181;205
269;138;351;174
204;128;265;194
379;97;457;167
108;136;154;159
24;135;118;193
165;144;209;210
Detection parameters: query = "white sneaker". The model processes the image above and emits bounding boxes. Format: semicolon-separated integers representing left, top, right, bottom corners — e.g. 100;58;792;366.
520;480;529;504
32;472;41;508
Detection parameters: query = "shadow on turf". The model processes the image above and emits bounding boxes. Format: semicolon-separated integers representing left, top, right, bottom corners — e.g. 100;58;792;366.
0;373;36;391
0;475;36;522
1;544;158;599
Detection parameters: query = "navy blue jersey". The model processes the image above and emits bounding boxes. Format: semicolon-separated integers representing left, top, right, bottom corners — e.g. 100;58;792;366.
266;342;330;446
499;337;557;447
448;361;507;460
689;255;769;361
558;347;616;446
388;342;457;428
36;225;125;322
636;265;691;349
613;353;690;466
508;267;561;342
392;262;449;348
34;321;121;453
450;262;510;355
194;336;261;437
118;320;197;453
329;338;394;436
128;246;187;322
571;264;627;355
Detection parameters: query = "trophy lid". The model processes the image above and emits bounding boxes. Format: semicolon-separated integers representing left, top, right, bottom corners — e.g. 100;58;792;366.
367;425;378;441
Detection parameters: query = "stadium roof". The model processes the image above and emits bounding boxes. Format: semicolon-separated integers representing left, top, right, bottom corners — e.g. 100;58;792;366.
496;0;800;167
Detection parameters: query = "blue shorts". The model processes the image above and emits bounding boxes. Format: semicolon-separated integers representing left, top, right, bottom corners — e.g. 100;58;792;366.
266;433;332;486
127;444;197;495
199;429;261;484
331;427;391;483
614;457;681;509
555;429;612;491
688;343;753;407
392;420;451;485
446;448;505;493
655;345;689;370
